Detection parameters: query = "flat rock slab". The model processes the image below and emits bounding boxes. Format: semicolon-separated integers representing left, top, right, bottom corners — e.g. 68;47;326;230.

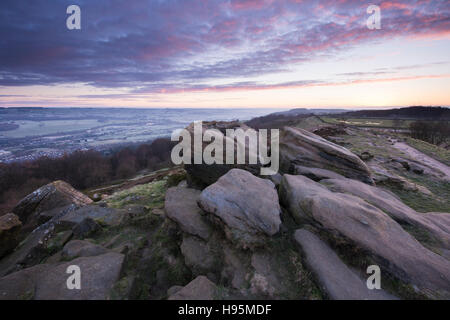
0;251;124;300
281;174;450;298
280;127;374;184
199;169;281;249
168;276;217;300
165;187;212;240
294;229;396;300
34;252;124;300
322;178;450;249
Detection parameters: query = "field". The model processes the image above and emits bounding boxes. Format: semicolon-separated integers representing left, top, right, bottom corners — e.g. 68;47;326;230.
320;117;413;128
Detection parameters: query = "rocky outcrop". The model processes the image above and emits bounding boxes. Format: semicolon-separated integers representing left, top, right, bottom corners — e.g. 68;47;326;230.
198;169;281;249
183;121;263;188
165;187;212;240
0;213;22;258
168;275;217;300
0;243;124;300
280;174;450;298
280;127;374;184
322;178;450;249
12;181;92;231
294;229;396;300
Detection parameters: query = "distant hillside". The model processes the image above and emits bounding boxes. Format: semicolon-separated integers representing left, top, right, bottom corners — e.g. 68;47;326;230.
270;108;350;116
337;106;450;120
246;108;348;129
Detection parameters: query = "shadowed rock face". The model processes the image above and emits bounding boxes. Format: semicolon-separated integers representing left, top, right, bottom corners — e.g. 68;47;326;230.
0;213;22;258
280;127;374;185
12;180;93;232
280;174;450;299
294;229;396;300
198;169;281;249
183;121;263;188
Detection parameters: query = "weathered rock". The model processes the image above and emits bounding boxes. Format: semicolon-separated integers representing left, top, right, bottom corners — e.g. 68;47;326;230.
183;121;263;188
249;253;280;298
221;244;248;290
34;252;124;299
358;151;374;161
0;264;49;300
198;169;281;249
279;127;374;184
45;230;73;254
0;213;22;258
72;217;101;238
369;163;432;195
269;173;282;187
294;229;396;300
57;205;124;231
280;174;450;298
293;165;345;182
180;235;216;276
0;225;54;277
164;187;212;240
0;251;124;300
167;285;183;296
12;181;92;230
61;240;109;260
168;276;217;300
322;178;450;249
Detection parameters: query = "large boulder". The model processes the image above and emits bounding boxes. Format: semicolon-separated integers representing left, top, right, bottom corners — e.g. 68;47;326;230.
0;213;22;258
61;240;109;260
164;187;212;240
183;121;263;188
280;174;450;298
180;235;216;276
168;275;217;300
279;127;374;184
322;178;450;249
13;181;92;231
0;251;124;300
198;169;281;249
294;229;396;300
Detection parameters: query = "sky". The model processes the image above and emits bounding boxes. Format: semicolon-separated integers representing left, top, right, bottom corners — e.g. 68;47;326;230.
0;0;449;109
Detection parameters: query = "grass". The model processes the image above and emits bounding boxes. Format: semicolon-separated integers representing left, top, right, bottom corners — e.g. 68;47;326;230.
105;179;167;209
321;117;412;128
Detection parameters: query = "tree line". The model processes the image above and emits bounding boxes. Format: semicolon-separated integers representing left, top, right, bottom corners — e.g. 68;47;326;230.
0;137;175;215
409;121;449;145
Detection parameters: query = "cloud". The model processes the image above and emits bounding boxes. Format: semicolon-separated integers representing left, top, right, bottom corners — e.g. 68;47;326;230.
0;0;448;93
